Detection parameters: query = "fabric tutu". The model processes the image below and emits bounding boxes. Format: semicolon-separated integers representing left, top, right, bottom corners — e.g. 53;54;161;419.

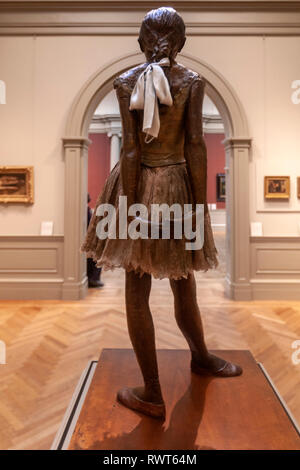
82;161;218;280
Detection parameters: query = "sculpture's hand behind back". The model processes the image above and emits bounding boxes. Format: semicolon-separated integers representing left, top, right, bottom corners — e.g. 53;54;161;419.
114;79;141;208
184;76;208;212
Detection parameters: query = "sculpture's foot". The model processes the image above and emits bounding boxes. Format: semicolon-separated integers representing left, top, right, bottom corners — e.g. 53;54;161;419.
191;353;242;378
117;387;166;419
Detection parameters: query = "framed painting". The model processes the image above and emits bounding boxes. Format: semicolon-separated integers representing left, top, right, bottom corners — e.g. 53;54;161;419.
264;176;290;199
297;177;300;198
216;173;226;202
0;166;34;204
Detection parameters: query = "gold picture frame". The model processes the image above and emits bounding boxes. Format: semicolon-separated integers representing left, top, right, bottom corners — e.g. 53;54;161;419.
0;166;34;204
264;176;290;199
297;177;300;199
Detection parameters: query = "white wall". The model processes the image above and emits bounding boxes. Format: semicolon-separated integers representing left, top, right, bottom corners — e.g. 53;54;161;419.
95;89;219;116
95;89;119;115
1;33;300;236
0;35;138;235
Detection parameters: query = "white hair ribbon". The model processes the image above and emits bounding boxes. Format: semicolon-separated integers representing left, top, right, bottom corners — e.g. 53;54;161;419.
129;57;173;143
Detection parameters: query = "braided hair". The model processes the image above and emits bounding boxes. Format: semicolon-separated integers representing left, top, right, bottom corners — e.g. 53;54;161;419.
138;7;186;63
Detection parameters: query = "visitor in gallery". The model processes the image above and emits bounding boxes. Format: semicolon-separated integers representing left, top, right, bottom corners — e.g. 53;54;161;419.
87;193;104;288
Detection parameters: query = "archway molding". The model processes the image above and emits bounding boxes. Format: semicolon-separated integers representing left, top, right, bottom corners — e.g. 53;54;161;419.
62;51;252;300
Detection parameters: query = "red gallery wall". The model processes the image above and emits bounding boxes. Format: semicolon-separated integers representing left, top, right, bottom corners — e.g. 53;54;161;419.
88;133;110;208
204;133;226;209
87;132;226;210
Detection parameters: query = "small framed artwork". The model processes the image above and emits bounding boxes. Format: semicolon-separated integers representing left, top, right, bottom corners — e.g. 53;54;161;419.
216;173;226;202
297;177;300;198
0;166;34;204
264;176;290;199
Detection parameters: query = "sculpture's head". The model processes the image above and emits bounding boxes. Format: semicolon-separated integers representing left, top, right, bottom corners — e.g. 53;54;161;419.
138;7;186;64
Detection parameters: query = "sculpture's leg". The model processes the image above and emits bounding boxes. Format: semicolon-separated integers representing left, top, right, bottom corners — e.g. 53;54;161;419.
117;270;166;419
169;273;242;377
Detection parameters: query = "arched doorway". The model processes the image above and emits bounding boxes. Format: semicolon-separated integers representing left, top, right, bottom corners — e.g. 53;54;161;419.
62;52;251;300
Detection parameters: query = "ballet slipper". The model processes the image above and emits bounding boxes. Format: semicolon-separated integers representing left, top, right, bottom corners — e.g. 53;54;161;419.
117;387;166;419
191;358;243;377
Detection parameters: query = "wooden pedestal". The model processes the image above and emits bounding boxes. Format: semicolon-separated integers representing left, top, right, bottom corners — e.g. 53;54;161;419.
67;349;300;450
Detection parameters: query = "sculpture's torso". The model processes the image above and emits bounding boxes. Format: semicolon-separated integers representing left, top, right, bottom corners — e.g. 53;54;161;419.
82;58;218;281
114;62;200;167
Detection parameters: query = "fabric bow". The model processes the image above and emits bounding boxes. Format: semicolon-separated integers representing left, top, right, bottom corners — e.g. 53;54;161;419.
129;57;173;143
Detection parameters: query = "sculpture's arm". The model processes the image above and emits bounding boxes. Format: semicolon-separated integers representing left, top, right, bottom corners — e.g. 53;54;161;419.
114;79;141;208
184;76;207;212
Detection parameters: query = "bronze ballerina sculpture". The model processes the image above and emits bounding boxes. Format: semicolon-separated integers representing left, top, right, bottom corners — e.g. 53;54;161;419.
82;7;242;420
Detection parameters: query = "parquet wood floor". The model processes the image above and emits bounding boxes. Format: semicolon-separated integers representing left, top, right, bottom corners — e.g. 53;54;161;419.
0;232;299;449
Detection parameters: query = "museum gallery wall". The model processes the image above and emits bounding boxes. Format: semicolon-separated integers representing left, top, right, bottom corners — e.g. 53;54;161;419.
0;2;300;300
